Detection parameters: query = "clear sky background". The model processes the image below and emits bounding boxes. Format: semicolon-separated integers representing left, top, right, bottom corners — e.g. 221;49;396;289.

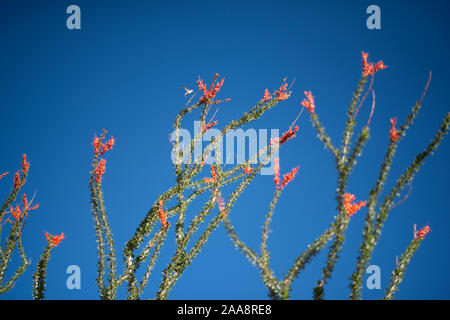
0;0;449;300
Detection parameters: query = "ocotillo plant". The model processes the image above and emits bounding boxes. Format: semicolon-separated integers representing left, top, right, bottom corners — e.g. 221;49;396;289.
89;74;296;299
1;52;447;300
223;52;449;300
0;155;65;299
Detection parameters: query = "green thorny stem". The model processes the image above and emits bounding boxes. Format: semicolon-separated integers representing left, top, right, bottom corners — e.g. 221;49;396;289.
224;68;447;300
31;241;57;300
383;235;425;300
223;76;370;300
0;163;31;295
224;182;337;300
313;76;370;299
89;75;289;299
89;130;118;299
348;72;449;300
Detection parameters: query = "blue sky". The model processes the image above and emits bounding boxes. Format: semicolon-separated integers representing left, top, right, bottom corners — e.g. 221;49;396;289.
0;0;449;299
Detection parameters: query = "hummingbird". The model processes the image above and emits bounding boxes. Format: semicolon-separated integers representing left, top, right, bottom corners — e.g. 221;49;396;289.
184;87;193;96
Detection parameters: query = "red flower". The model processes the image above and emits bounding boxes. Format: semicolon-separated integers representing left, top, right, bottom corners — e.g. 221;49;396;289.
101;137;115;155
21;154;29;174
301;91;315;114
0;172;8;180
22;193;39;212
8;193;39;222
343;193;367;217
273;158;299;190
271;126;299;145
275;82;291;101
273;158;280;186
95;159;106;184
45;232;65;247
158;200;168;230
278;167;299;191
262;89;272;102
197;75;225;103
243;164;253;174
389;117;399;143
202;120;217;133
361;51;387;77
414;225;431;240
93;134;115;155
204;165;218;183
93;134;101;155
14;171;21;189
10;205;22;221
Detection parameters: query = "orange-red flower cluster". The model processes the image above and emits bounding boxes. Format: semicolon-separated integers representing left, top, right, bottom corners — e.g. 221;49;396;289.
273;158;280;186
271;126;299;145
14;172;21;189
389;117;399;143
274;82;291;101
44;232;65;247
11;154;30;189
414;225;431;240
95;159;106;184
202;120;217;133
0;171;8;180
262;89;272;102
93;135;115;156
204;165;218;183
158;200;168;230
9;193;39;221
22;154;29;174
361;51;387;77
197;75;225;103
243;164;253;174
301;91;316;114
279;167;299;191
92;133;115;184
273;158;299;190
343;193;367;217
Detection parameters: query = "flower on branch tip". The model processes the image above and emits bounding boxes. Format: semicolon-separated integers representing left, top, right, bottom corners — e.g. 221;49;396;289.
262;89;272;102
14;171;21;189
22;193;39;212
95;159;106;184
273;158;280;186
243;164;253;174
361;51;387;77
101;137;115;155
22;154;29;174
390;117;399;143
275;81;291;101
273;158;299;190
202;120;217;133
343;193;367;217
7;193;39;222
197;74;225;103
271;126;299;145
0;172;8;180
158;200;168;230
278;167;299;191
93;134;115;155
414;224;431;240
204;165;218;183
301;91;316;114
9;205;22;221
44;232;65;247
